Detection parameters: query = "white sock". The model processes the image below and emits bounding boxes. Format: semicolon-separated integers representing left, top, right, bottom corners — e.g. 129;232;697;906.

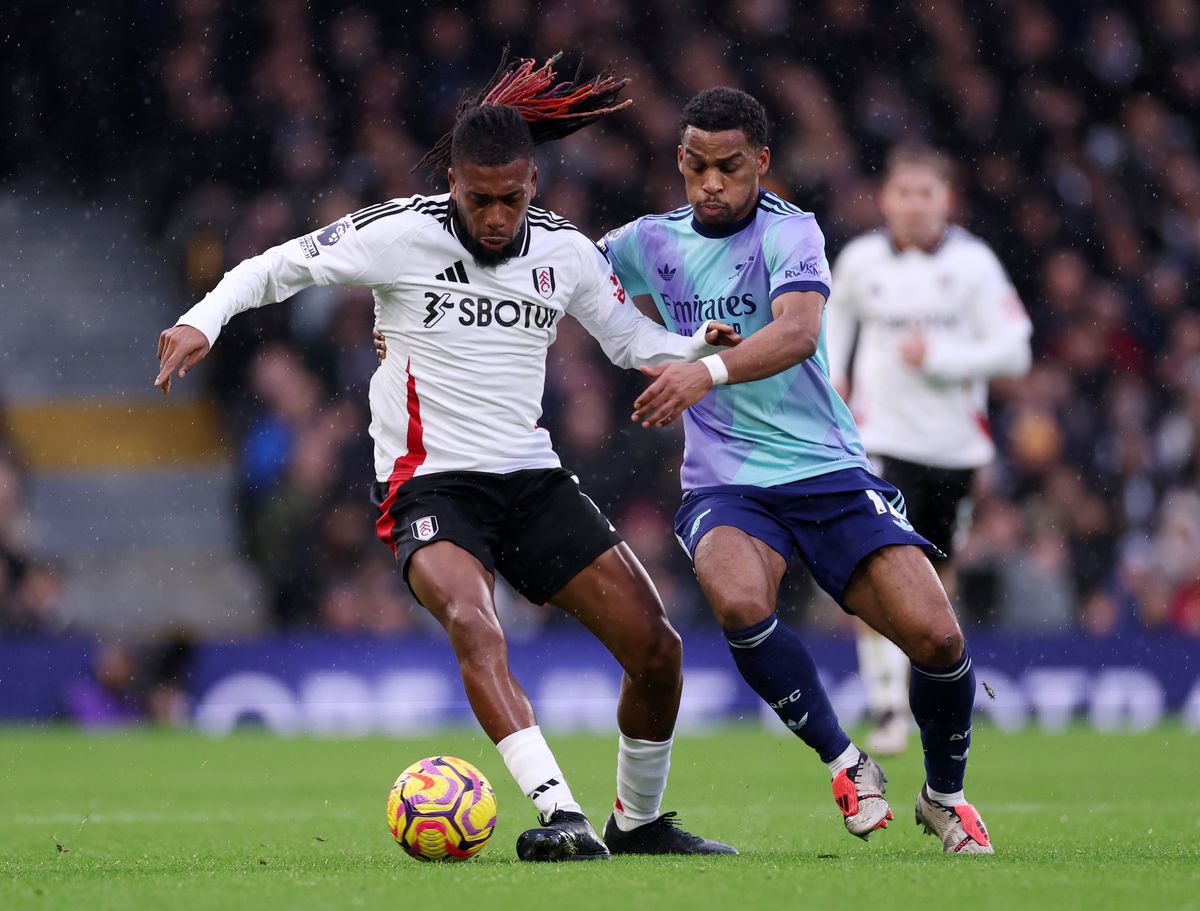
856;628;910;716
612;734;672;831
926;786;966;806
496;725;581;818
827;742;861;779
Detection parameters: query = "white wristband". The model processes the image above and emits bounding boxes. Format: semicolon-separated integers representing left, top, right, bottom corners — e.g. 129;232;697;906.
700;354;729;386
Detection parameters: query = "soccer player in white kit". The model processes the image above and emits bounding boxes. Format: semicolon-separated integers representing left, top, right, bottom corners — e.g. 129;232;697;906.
154;55;737;861
825;144;1032;756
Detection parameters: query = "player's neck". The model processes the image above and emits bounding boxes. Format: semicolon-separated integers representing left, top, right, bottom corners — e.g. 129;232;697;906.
691;191;762;239
889;227;949;254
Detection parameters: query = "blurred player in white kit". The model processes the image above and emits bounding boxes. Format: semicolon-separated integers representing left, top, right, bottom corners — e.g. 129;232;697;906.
825;144;1032;755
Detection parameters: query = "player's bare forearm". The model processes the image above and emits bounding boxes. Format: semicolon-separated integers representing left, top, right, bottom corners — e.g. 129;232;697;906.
154;325;211;395
712;290;824;384
631;293;824;428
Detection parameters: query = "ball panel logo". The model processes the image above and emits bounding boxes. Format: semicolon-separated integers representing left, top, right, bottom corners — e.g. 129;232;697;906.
317;217;352;247
532;266;556;300
411;516;439;541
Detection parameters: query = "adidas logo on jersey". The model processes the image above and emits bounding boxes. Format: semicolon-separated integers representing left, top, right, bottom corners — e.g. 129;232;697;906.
436;260;469;283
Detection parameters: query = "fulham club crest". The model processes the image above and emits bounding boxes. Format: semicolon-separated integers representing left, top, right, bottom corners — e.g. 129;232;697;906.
532;266;556;300
411;516;439;541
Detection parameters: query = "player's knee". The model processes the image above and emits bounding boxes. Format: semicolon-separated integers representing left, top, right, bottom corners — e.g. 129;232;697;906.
711;593;772;632
627;624;682;684
909;626;964;669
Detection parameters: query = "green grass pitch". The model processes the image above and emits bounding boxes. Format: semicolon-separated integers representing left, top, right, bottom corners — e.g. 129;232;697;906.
2;725;1198;910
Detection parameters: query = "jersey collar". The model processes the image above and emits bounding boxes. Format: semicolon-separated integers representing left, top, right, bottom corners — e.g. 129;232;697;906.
888;227;951;255
690;190;763;238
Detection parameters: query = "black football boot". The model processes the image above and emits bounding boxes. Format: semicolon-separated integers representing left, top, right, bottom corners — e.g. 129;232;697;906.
603;811;738;855
516;810;612;861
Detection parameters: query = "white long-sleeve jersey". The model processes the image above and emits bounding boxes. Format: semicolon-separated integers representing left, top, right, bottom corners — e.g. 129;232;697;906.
824;227;1032;469
177;194;720;483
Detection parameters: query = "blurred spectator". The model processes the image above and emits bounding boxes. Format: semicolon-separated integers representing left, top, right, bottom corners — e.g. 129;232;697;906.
0;448;67;635
144;633;197;726
64;644;143;729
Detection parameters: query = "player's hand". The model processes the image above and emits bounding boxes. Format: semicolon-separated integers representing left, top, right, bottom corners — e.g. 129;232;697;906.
154;325;210;396
373;327;387;362
705;321;743;347
900;330;927;367
632;362;712;428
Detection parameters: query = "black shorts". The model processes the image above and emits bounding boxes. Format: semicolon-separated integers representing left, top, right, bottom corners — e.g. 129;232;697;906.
870;455;974;559
371;467;623;605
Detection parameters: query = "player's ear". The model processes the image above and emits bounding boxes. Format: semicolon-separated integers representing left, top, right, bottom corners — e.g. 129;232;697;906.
676;145;685;174
447;167;457;197
757;145;770;176
529;162;538;199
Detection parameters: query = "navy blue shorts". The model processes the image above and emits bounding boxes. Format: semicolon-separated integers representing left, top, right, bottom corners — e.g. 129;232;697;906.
673;468;941;609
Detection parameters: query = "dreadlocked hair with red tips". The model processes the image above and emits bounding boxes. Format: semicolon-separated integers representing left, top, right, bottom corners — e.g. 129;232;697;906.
414;48;633;182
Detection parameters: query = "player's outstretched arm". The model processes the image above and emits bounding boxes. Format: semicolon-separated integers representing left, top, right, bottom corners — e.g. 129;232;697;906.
569;247;742;369
632;290;824;428
153;211;399;395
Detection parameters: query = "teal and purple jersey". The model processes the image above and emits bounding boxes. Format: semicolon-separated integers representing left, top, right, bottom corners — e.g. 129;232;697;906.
602;190;871;491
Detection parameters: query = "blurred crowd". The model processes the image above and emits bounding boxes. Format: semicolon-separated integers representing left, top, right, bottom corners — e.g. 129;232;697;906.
0;414;66;636
4;0;1200;638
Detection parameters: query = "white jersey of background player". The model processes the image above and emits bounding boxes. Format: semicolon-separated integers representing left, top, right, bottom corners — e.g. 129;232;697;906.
825;144;1032;755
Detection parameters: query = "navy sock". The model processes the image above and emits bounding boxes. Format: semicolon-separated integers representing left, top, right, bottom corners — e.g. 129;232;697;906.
909;646;976;794
725;613;851;764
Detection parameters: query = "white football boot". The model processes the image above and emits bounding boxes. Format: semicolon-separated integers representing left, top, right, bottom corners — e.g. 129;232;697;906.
915;786;994;854
832;752;893;839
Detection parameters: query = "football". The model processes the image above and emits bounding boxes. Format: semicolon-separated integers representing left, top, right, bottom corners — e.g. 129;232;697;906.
386;756;498;861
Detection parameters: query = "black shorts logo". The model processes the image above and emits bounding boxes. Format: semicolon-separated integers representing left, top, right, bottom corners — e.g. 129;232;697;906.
411;516;439;541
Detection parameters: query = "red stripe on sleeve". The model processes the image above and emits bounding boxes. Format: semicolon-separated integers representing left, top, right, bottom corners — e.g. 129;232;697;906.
375;359;427;555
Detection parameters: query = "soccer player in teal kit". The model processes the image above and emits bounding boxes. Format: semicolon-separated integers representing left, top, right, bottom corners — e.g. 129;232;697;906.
602;87;993;854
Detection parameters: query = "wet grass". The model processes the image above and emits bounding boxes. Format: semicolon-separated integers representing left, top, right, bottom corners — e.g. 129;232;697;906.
1;724;1197;910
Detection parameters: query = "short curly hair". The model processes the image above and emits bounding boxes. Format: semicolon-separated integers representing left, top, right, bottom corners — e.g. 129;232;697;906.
679;87;770;149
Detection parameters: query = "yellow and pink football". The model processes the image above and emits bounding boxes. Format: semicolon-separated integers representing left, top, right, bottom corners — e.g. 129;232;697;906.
386;756;498;861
